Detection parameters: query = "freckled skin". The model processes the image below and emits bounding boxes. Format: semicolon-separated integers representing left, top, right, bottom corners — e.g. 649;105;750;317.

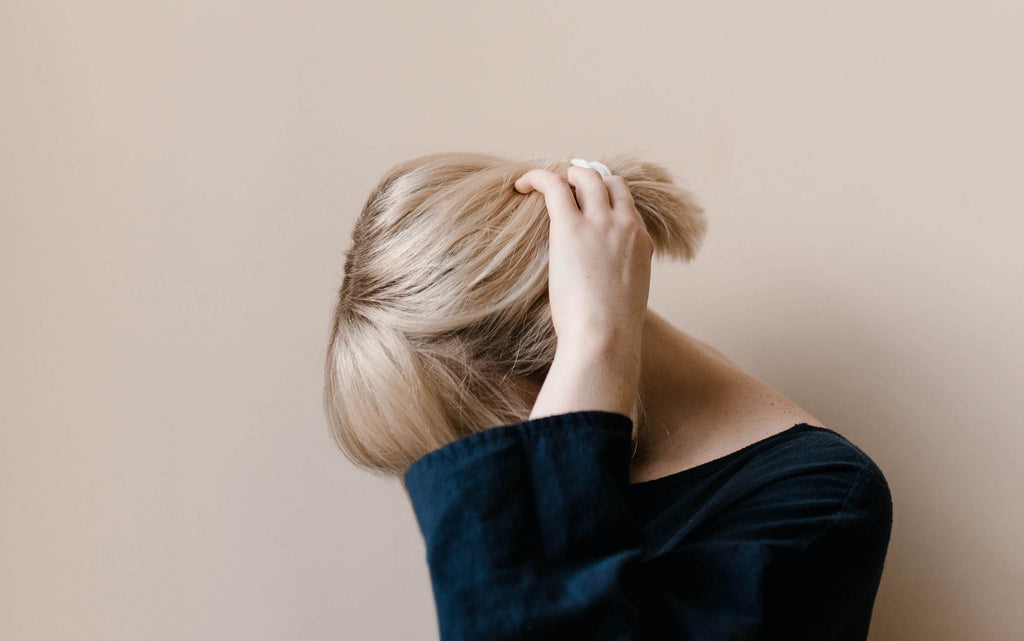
516;308;824;484
631;309;825;483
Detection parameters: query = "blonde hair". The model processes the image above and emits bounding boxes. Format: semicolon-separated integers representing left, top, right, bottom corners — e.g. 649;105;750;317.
324;152;707;477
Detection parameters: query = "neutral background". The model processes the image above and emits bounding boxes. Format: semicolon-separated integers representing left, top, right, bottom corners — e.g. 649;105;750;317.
3;1;1022;639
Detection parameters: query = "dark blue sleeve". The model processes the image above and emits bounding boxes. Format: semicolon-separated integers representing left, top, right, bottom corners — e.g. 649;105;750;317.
402;410;891;641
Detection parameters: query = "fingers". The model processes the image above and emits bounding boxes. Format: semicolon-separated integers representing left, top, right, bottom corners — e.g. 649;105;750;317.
514;169;581;225
566;165;612;214
515;165;634;224
602;174;636;212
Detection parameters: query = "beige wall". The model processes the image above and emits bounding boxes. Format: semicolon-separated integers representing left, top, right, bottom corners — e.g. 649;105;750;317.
3;1;1022;639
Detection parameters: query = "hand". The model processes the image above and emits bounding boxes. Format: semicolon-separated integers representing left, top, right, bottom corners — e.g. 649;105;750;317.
514;165;654;354
514;165;653;418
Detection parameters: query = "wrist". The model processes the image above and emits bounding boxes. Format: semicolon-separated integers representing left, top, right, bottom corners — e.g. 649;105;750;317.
529;351;638;419
556;325;642;367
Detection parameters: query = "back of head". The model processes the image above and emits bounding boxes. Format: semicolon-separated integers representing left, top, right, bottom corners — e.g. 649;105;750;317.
324;151;707;477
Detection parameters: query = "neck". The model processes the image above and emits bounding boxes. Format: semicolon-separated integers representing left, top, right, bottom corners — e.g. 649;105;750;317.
629;309;737;482
513;309;748;481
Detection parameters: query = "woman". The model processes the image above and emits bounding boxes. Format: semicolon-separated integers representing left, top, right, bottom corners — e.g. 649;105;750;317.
324;152;892;640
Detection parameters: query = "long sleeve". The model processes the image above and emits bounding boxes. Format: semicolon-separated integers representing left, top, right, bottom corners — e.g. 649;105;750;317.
402;410;892;641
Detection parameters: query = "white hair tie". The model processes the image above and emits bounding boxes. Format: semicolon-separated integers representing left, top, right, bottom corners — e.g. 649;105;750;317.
569;158;613;177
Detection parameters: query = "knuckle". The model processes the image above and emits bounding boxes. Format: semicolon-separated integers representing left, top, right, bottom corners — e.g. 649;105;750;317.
551;181;573;196
568;164;599;178
623;218;653;244
546;170;568;186
643;232;655;253
618;214;642;231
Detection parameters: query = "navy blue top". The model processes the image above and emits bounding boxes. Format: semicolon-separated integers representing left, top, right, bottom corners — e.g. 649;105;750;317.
403;410;892;640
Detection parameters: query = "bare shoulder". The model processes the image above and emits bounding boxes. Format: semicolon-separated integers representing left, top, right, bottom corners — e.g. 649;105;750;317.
628;316;830;483
690;333;828;432
722;370;828;431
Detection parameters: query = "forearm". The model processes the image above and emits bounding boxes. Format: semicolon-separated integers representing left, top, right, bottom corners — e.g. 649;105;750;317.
529;330;642;420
